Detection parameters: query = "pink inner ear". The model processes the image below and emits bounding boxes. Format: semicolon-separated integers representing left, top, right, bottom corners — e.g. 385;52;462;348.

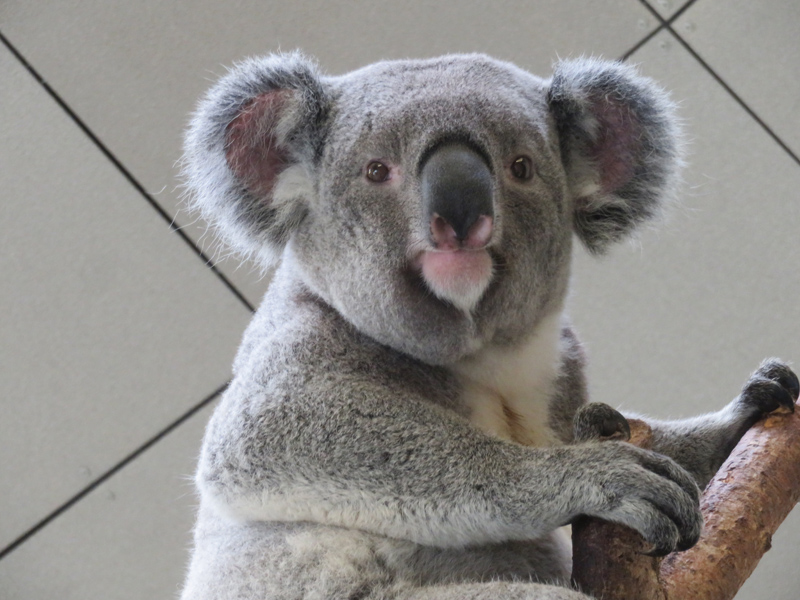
226;91;292;199
590;98;639;194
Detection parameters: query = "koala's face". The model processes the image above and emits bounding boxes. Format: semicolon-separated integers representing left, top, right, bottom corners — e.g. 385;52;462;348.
291;57;573;362
184;54;679;364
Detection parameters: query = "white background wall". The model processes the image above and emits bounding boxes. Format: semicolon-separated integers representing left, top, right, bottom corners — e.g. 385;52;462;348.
1;1;798;598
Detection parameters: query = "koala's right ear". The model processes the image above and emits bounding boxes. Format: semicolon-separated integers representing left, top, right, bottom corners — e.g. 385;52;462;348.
182;53;328;266
547;59;682;254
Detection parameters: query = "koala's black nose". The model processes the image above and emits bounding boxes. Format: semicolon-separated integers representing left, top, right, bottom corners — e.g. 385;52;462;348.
420;143;494;250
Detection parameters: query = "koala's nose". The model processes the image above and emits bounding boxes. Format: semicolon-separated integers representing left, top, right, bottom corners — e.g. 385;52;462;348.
420;143;494;250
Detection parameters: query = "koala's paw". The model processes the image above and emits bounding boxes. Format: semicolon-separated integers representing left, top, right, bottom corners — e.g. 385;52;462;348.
738;359;799;418
576;443;703;556
573;403;631;443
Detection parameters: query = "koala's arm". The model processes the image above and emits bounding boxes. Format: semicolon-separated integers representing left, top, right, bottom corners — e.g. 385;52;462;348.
197;304;700;554
200;380;700;553
624;360;799;489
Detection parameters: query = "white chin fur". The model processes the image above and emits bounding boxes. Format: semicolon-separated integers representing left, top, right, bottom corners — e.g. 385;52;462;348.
419;249;494;313
429;278;491;313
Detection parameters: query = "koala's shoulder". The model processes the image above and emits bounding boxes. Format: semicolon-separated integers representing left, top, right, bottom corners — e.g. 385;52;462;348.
231;267;461;414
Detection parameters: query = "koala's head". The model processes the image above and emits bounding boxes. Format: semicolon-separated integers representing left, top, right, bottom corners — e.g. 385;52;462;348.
183;53;679;364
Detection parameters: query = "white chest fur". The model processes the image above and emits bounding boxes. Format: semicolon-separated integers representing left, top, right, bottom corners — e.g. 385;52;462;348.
451;311;564;447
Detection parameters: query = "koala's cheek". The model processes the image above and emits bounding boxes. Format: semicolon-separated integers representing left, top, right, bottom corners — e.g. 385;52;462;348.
418;249;493;312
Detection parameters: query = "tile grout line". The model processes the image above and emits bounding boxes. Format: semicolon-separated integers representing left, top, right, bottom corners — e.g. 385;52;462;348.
0;29;256;314
663;0;701;26
0;381;229;562
619;0;697;62
635;0;800;168
620;23;666;62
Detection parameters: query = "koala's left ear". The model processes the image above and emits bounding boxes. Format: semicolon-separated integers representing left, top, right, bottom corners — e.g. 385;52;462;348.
182;52;329;266
547;59;681;254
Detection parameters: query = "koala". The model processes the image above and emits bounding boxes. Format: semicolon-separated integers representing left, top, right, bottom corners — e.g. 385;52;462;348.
179;52;798;600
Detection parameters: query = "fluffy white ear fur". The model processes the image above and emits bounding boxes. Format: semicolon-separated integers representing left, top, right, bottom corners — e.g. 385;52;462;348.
252;164;316;267
182;53;325;267
548;58;682;254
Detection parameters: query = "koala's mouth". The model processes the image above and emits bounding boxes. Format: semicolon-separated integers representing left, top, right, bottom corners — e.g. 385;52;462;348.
415;248;494;313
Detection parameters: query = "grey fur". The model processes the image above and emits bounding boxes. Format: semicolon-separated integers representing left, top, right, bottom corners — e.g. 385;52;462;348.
180;53;797;599
547;58;682;254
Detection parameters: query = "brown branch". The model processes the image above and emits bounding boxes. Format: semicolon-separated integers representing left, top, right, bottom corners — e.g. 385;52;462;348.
572;405;800;600
662;403;800;599
572;419;666;599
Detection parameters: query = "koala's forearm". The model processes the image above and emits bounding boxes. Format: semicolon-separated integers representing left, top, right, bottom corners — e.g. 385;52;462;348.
626;360;798;489
200;377;702;554
634;409;745;489
198;389;581;547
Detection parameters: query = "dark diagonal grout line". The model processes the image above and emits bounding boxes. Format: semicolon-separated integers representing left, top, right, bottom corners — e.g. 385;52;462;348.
634;0;800;168
666;32;800;167
665;0;700;25
620;22;665;62
0;381;229;562
0;30;256;314
622;0;698;61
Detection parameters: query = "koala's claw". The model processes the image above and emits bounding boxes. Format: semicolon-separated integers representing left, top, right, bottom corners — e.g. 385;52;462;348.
740;359;798;416
573;403;631;443
645;525;698;556
579;443;703;555
756;359;800;402
573;405;702;553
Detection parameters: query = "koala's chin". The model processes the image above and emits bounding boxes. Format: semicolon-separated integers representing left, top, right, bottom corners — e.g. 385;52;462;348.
416;248;494;313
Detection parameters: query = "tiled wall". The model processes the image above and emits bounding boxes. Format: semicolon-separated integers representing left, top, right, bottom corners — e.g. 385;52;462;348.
1;1;798;598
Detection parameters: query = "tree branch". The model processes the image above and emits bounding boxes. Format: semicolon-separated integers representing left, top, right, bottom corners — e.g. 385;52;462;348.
572;404;800;600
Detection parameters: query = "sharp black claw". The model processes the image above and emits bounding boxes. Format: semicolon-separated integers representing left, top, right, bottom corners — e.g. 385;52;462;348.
573;403;631;443
742;376;795;415
601;414;631;439
771;383;795;413
676;537;699;552
757;360;800;402
642;544;673;557
784;372;800;402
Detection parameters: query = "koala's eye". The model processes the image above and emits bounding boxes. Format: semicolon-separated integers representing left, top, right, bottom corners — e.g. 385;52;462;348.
366;161;391;183
510;156;533;181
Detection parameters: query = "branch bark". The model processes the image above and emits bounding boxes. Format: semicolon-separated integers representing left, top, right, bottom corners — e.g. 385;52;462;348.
572;404;800;600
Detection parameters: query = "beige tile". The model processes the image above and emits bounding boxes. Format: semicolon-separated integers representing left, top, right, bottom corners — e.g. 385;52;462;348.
674;0;800;158
0;0;656;308
648;0;687;20
0;398;214;600
569;28;800;598
0;46;250;549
